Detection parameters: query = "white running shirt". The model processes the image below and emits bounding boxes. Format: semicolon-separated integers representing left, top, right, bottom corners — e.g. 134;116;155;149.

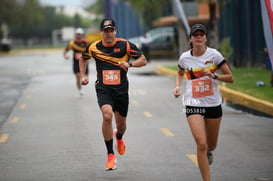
178;47;225;107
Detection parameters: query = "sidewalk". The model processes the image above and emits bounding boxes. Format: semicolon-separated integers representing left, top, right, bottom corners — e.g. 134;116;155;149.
155;65;273;117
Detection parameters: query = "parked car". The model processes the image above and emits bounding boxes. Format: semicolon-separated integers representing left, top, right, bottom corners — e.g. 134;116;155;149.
128;26;177;58
0;38;11;52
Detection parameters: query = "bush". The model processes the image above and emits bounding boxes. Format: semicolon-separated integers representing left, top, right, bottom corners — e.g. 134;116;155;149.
220;37;233;60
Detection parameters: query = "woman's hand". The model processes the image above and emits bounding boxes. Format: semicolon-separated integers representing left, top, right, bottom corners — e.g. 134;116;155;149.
201;67;214;78
173;86;181;98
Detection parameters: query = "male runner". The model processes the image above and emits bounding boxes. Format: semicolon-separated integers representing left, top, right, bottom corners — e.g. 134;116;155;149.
64;27;89;96
79;18;147;170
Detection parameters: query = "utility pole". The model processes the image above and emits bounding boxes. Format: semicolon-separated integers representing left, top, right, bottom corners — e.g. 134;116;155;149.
207;0;219;48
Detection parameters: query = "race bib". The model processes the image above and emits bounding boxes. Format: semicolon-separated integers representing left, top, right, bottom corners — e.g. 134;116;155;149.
192;79;213;98
102;70;121;85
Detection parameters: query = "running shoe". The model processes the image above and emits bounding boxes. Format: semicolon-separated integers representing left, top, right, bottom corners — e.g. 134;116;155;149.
207;151;213;165
105;153;117;171
79;89;84;96
114;129;126;155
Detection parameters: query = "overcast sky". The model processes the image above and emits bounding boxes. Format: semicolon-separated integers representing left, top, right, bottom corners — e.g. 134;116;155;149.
39;0;95;8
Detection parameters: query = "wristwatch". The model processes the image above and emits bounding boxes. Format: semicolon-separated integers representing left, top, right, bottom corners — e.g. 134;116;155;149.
129;62;133;67
213;73;218;79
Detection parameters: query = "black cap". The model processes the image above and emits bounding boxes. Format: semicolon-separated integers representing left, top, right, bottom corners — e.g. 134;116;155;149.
100;18;116;30
190;24;207;36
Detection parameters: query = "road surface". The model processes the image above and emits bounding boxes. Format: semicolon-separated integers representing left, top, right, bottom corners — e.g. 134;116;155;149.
0;50;272;181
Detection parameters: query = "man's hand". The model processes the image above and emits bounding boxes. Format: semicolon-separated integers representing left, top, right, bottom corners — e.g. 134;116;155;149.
64;55;70;60
63;51;70;60
81;75;89;85
173;86;181;98
119;62;130;70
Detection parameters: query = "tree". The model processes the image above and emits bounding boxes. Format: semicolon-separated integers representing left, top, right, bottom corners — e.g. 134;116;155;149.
74;14;82;28
0;0;20;38
125;0;172;31
0;0;90;40
0;0;18;24
85;0;172;31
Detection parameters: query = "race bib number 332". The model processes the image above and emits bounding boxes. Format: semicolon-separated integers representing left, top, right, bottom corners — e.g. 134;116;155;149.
102;70;121;85
192;79;213;98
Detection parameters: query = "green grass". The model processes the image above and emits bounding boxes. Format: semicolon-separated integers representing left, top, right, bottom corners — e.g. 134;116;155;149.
166;66;273;103
226;68;273;102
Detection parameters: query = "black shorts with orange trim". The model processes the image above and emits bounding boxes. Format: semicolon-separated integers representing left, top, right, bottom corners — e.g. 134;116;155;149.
185;105;222;119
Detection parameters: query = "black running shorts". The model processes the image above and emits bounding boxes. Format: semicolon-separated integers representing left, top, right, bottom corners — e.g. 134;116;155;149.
96;90;129;117
185;105;222;119
73;60;88;74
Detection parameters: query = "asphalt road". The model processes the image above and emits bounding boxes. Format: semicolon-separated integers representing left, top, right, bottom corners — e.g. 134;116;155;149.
0;51;273;181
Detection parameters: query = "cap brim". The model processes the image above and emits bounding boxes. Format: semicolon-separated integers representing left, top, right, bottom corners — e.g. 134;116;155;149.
191;28;206;36
103;25;115;30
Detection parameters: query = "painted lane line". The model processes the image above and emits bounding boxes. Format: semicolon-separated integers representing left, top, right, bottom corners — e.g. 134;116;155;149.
11;117;19;123
160;128;174;136
26;95;32;99
186;154;198;167
20;104;27;110
132;100;139;105
255;178;272;181
144;112;153;118
0;134;9;143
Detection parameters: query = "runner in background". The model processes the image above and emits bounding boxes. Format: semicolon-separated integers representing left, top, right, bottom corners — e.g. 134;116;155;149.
63;27;89;96
173;24;234;181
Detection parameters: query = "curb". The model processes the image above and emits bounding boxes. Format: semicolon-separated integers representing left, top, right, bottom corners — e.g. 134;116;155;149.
155;66;273;117
0;48;62;56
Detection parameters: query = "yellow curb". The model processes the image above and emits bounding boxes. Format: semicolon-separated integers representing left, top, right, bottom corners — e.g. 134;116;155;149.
219;86;273;116
0;48;62;56
156;66;273;117
155;66;177;77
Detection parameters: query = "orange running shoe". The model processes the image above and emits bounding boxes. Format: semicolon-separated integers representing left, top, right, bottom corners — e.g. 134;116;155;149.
105;154;117;171
114;129;126;155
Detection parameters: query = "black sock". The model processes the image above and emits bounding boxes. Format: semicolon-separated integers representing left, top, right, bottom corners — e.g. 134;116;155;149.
105;139;114;154
116;132;123;140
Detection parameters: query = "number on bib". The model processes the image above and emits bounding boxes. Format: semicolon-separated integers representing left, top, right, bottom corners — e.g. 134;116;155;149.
102;70;121;85
192;79;213;98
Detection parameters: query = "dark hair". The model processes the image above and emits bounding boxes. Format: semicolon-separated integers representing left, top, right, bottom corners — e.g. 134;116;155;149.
189;41;193;49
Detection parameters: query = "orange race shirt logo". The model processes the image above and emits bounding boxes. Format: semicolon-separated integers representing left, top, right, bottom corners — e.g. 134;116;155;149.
114;48;120;52
102;70;121;85
192;79;213;98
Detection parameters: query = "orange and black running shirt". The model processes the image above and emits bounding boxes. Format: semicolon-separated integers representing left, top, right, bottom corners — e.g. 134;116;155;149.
82;38;142;95
65;39;89;61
